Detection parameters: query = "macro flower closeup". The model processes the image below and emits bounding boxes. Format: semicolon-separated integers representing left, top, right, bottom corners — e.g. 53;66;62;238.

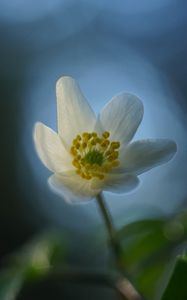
33;76;177;203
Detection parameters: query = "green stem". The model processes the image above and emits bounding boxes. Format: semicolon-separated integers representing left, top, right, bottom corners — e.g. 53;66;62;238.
96;193;121;267
96;193;143;300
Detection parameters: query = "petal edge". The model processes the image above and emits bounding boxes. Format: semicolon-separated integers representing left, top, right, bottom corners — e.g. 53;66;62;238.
33;122;72;173
48;172;101;204
56;76;96;146
97;92;144;145
120;139;177;175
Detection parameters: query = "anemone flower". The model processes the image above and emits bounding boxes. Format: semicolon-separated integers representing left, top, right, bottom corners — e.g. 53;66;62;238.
33;76;177;203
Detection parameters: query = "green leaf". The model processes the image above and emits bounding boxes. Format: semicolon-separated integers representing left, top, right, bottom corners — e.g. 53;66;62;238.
0;269;23;300
16;231;65;280
117;212;187;299
161;253;187;300
0;231;65;300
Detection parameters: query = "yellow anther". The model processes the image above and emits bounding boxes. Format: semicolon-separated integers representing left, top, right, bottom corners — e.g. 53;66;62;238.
108;151;119;161
72;159;80;168
82;132;91;141
77;135;81;141
81;173;88;179
91;132;97;137
111;141;120;149
82;132;89;138
70;131;120;181
105;150;113;156
75;142;80;149
82;142;87;148
101;140;110;147
102;131;110;138
90;140;96;146
95;137;101;143
70;146;77;155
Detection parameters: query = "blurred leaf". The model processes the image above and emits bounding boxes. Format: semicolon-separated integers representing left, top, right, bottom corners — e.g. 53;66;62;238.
0;269;23;300
161;252;187;300
14;231;65;280
117;212;187;299
0;231;65;300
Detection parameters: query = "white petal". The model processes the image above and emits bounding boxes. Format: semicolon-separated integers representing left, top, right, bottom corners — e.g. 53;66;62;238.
120;139;177;175
33;122;72;173
56;76;96;146
48;172;101;204
97;93;144;145
91;173;139;194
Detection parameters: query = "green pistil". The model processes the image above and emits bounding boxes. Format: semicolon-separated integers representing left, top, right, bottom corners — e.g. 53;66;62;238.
83;150;104;166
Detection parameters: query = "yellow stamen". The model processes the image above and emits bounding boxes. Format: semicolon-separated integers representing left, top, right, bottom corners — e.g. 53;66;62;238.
91;132;97;138
75;142;80;149
77;135;81;141
102;131;110;138
101;140;110;148
82;142;87;149
111;141;120;149
70;131;120;180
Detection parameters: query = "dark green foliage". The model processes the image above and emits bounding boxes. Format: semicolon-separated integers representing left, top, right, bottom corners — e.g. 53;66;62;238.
117;212;187;299
0;231;65;300
161;253;187;300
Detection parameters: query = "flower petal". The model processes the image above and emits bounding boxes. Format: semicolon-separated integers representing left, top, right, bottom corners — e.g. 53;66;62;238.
120;139;177;175
56;76;96;146
97;93;144;145
91;173;139;194
48;172;101;203
33;122;72;173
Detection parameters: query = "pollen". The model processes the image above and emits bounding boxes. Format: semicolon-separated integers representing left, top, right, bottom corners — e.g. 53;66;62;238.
70;131;120;180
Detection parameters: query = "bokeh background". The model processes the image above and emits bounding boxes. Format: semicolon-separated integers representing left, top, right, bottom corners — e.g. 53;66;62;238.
0;0;187;299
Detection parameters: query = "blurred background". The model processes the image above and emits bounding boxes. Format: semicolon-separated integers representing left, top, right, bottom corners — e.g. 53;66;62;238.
0;0;187;299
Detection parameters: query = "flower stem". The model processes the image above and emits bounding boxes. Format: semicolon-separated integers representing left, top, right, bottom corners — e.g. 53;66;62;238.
96;193;121;263
96;193;143;300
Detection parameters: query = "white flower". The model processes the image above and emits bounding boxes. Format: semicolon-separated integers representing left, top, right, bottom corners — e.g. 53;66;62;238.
33;76;177;203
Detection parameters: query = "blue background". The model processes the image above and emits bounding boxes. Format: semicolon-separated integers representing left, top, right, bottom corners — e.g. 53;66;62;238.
0;0;187;286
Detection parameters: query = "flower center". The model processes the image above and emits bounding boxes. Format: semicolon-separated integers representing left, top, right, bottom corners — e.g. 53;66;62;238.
70;131;120;180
